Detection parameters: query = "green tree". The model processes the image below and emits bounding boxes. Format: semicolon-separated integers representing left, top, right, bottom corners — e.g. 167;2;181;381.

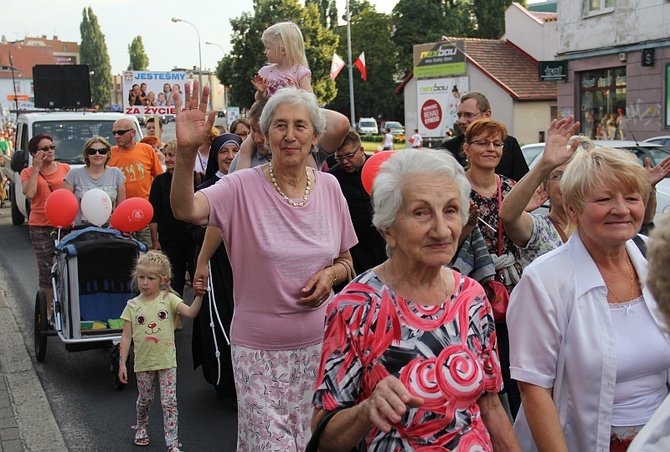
471;0;516;38
127;36;150;71
306;0;337;28
391;0;452;76
79;7;112;108
217;0;338;110
329;3;400;120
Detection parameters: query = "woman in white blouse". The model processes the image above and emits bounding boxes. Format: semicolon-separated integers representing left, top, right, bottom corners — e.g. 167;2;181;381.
508;146;670;451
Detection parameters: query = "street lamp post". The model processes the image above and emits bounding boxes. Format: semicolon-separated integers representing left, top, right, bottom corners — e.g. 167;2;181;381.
205;41;227;116
171;17;203;90
205;41;225;55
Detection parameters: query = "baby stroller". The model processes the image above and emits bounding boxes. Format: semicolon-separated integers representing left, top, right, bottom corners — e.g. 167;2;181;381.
34;226;147;390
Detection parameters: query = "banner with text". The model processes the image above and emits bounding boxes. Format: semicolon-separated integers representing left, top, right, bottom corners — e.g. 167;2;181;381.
122;71;196;115
416;77;469;138
413;41;466;79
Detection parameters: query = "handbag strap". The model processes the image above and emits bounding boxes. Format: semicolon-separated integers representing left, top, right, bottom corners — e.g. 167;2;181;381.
496;175;503;256
305;409;344;452
632;234;647;258
39;171;53;192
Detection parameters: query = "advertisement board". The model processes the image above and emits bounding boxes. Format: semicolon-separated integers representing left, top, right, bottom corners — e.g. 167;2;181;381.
416;77;469;138
122;71;196;115
539;61;568;82
413;41;466;79
227;107;240;126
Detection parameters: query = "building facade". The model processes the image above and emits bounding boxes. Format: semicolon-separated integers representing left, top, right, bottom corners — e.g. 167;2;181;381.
556;0;670;140
399;3;559;147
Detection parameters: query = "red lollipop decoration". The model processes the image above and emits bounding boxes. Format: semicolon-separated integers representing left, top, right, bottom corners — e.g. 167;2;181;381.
361;150;396;194
110;198;154;232
45;189;78;228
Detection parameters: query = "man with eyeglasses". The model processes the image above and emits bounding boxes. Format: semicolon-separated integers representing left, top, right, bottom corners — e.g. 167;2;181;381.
438;91;528;181
328;130;385;283
229;97;271;173
109;117;163;245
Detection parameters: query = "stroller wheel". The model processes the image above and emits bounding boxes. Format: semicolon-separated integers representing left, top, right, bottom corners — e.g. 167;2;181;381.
34;291;48;362
110;344;126;391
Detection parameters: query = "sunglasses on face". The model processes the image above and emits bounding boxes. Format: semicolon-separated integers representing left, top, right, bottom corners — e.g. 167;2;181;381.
87;147;110;155
112;129;132;136
36;145;56;152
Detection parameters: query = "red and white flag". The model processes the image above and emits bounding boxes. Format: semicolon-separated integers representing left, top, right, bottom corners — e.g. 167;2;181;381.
354;52;367;81
330;53;346;80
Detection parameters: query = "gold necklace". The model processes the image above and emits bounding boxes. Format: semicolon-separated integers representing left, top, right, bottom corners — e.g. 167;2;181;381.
269;163;311;207
605;254;635;303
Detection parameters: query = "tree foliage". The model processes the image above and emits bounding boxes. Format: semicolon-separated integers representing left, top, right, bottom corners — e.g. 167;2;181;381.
391;0;473;76
472;0;516;38
79;7;112;108
127;36;150;71
217;0;529;118
217;0;338;110
329;2;400;121
306;0;338;29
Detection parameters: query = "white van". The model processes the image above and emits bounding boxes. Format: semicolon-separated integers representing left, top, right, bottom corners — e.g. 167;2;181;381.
9;112;142;225
357;117;379;135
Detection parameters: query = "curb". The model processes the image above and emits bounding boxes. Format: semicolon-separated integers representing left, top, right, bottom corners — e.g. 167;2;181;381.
0;289;66;452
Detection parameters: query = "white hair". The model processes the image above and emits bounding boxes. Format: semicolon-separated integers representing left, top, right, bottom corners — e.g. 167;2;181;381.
260;88;326;138
372;149;471;256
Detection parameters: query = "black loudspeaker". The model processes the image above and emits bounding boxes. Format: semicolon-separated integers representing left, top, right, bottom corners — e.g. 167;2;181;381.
33;65;92;109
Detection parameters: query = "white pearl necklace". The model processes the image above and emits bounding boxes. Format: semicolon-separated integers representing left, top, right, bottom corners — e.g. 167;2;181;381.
269;163;311;207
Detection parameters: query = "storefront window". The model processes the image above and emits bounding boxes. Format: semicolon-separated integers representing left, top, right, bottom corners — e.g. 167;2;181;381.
579;67;626;140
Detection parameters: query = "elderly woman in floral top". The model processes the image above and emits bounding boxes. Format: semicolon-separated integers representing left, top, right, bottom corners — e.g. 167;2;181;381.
311;149;519;451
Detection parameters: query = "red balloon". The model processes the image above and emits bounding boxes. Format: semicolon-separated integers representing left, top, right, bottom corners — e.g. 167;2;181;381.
361;151;396;194
110;198;154;233
45;189;78;228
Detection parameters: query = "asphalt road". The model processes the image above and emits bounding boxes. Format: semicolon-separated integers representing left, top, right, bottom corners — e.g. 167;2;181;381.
0;202;238;451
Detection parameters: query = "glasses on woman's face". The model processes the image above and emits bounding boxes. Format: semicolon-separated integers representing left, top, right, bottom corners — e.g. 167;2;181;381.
86;147;109;155
37;145;56;152
469;139;504;149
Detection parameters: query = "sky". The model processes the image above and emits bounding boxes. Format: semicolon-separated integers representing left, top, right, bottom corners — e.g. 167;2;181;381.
6;0;543;76
4;0;398;75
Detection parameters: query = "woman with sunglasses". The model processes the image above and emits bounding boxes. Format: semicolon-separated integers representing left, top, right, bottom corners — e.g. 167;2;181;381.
63;136;125;225
21;133;71;321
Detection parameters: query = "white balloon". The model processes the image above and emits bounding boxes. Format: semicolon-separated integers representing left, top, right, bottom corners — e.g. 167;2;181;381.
81;189;113;226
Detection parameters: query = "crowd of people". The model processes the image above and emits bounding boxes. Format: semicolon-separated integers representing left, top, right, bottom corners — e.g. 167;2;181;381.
12;18;670;452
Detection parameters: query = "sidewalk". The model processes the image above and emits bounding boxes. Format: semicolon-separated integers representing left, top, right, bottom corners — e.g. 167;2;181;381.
0;288;66;452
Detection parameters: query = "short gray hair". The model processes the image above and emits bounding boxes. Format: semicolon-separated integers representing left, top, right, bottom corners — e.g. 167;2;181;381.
260;88;326;138
372;149;471;255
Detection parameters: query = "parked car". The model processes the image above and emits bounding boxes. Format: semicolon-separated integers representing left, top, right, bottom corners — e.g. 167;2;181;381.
380;121;405;136
9;112;142;225
526;140;670;224
520;142;545;166
644;136;670;147
356;117;378;135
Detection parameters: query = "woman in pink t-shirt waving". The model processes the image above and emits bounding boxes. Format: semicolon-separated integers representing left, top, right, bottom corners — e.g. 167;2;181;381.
170;83;357;451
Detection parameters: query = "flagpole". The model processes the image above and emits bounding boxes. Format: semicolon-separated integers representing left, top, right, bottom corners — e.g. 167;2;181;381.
346;0;355;126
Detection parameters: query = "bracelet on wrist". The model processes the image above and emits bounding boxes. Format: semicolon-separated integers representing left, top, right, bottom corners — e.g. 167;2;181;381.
650;187;657;196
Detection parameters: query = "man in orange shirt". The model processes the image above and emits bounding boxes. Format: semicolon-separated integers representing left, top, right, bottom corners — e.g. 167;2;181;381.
109;117;163;245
